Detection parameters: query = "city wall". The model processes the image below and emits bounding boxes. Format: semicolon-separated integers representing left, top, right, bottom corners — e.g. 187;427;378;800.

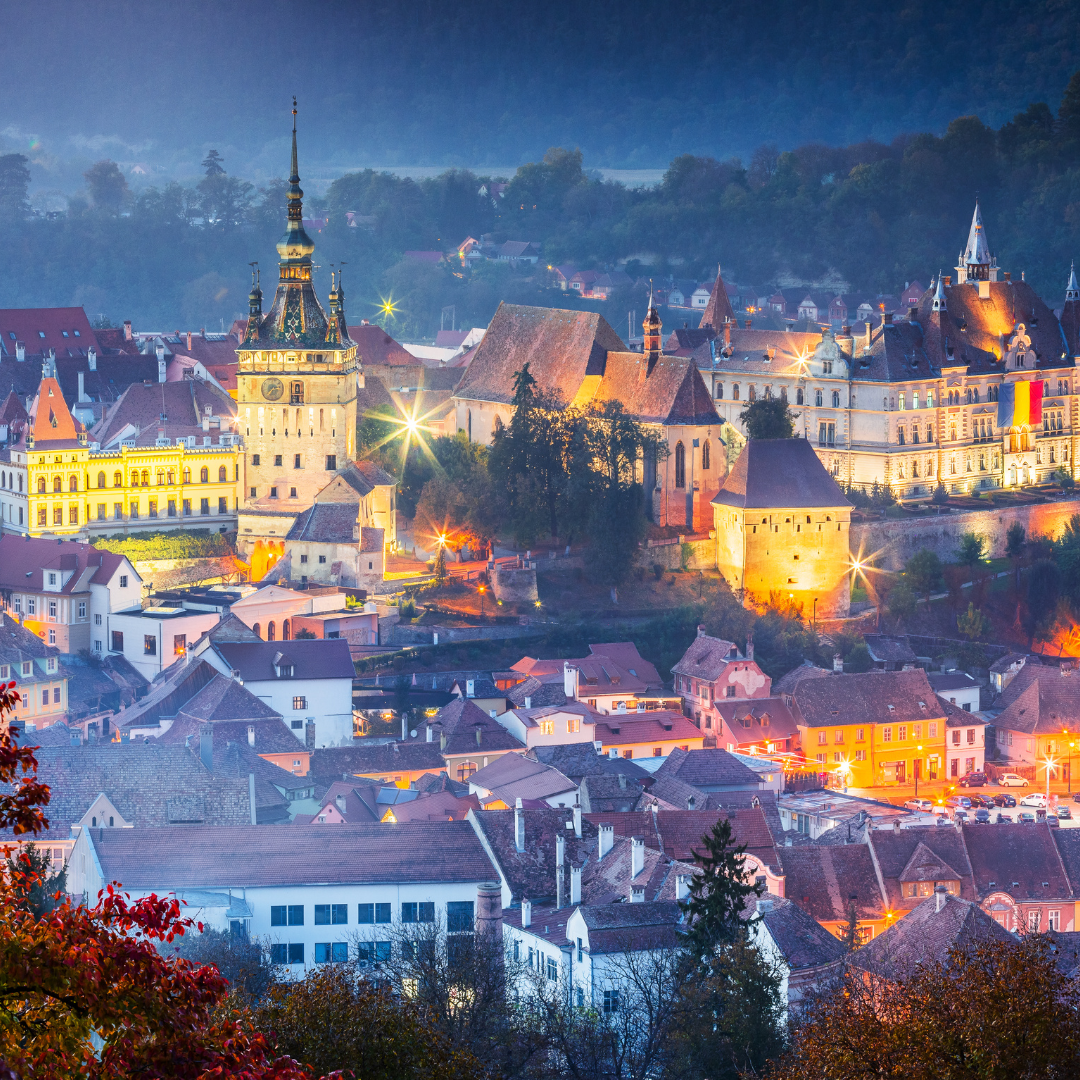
850;498;1080;571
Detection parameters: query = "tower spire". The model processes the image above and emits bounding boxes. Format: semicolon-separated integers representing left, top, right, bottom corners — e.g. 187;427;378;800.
642;279;662;373
931;271;947;312
277;97;315;269
958;199;992;282
1067;261;1079;302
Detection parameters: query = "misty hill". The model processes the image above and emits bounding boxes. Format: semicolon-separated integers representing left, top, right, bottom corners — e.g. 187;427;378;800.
2;72;1080;336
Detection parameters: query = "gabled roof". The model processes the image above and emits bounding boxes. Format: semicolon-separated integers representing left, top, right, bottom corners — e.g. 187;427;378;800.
754;896;846;971
0;536;133;596
114;660;220;732
169;674;284;725
591;351;720;426
92;378;236;448
962;822;1073;901
528;742;650;783
506;676;567;709
899;841;964;884
793;669;942;728
588;642;663;688
468;753;577;804
0;307;99;359
26;374;85;448
385;788;480;822
421;697;525;756
654;747;763;789
308;742;447;781
671;632;740;680
869;825;976;909
781;843;884;922
349;324;415;366
286;503;358;544
713;438;851;510
213;639;355;682
592;711;701;747
715;698;800;743
863;635;917;664
698;265;737;331
992;664;1080;735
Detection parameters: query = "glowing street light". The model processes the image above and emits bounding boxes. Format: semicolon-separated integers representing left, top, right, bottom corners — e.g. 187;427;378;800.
1042;754;1059;801
478;583;486;619
915;744;924;798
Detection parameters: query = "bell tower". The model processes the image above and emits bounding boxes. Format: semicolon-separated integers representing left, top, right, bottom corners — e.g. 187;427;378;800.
236;100;358;558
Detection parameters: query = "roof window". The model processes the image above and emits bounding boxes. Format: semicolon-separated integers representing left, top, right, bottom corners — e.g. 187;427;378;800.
73;330;80;337
62;331;69;338
38;331;45;339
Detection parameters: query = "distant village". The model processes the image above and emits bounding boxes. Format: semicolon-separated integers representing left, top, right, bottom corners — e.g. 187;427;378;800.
6;122;1080;1027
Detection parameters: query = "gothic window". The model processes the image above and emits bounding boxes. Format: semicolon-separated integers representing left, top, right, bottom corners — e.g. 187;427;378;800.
141;470;149;486
53;476;61;493
815;389;823;407
167;470;175;484
97;471;106;489
183;468;191;484
702;440;710;471
732;384;740;401
69;475;78;492
779;386;787;401
796;388;804;405
674;442;686;489
832;390;841;408
748;385;757;401
715;383;724;400
764;385;772;399
219;466;227;482
200;467;209;483
156;470;165;486
36;477;45;494
113;471;122;487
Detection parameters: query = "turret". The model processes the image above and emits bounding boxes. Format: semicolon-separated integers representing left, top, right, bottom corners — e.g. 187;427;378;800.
956;200;999;284
244;265;263;343
931;272;947;312
642;284;662;374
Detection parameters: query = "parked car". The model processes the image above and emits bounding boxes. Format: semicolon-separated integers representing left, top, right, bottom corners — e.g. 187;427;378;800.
1057;806;1073;820
1047;814;1060;828
946;795;972;810
1019;812;1037;823
959;772;987;787
973;808;991;823
968;794;994;810
904;798;934;813
1073;792;1080;803
993;793;1017;808
953;810;969;823
995;812;1012;823
999;774;1030;787
1020;792;1048;808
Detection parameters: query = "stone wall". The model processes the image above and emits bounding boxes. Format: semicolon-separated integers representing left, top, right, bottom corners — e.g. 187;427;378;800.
850;497;1080;570
492;565;538;603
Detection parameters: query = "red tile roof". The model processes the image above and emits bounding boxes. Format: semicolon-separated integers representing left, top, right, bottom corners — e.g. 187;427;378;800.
349;324;415;366
698;265;736;331
793;669;944;729
0;307;99;359
713;437;852;510
212;639;355;682
0;535;132;595
592;711;701;746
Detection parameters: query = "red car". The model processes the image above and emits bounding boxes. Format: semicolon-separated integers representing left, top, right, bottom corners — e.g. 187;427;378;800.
958;772;987;787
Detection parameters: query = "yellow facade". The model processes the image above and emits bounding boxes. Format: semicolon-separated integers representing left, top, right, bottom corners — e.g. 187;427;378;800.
23;445;240;537
4;656;68;726
803;718;947;789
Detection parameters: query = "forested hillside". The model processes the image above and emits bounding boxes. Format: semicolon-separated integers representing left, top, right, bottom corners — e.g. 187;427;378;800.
3;72;1080;338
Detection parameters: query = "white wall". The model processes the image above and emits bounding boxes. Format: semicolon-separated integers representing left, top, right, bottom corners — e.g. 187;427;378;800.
246;675;354;747
106;610;220;679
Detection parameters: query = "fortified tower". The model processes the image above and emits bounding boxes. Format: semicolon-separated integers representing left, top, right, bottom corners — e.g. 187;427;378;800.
236;101;358;565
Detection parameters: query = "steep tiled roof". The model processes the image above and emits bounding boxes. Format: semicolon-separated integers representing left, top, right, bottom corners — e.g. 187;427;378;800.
754;896;846;971
578;901;684;954
793;669;942;728
698;265;737;331
90;821;496;889
781;844;884;922
962;822;1073;901
591;351;720;426
309;742;446;781
853;891;1014;979
578;772;646;812
715;698;801;744
529;742;650;782
713;437;852;510
349;324;416;366
507;676;567;709
1051;830;1080;895
4;742;251;839
588;642;663;688
174;674;284;725
92;378;236;448
469;753;577;804
928;670;980;693
671;632;739;680
992;663;1080;735
421;697;525;756
0;307;99;359
455;303;624;406
592;712;701;747
386;788;481;822
0;535;133;596
213;639;355;682
285;503;358;543
869;826;976;909
772;661;832;696
654;747;763;789
114;660;221;732
863;635;917;664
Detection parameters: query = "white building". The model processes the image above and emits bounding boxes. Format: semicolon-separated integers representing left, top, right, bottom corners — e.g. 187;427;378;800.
67;822;499;972
943;699;987;780
106;606;221;680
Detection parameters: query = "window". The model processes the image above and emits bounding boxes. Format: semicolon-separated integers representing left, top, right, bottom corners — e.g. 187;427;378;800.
331;903;348;924
201;498;210;514
300;554;308;564
603;989;620;1013
293;696;307;710
326;455;337;471
271;906;287;926
898;726;907;741
274;455;283;467
251;455;260;467
26;598;35;616
674;442;685;488
288;943;304;964
78;601;86;618
653;747;663;756
37;508;46;527
200;466;209;483
358;903;393;924
1049;910;1061;932
967;728;975;745
732;384;740;400
130;502;139;519
929;722;937;737
53;475;62;493
173;634;186;657
270;943;288;964
457;760;477;782
319;555;326;563
1028;910;1041;932
314;942;333;963
567;717;580;734
856;728;865;742
883;727;892;742
144;635;157;656
702;439;710;470
111;630;123;652
287;905;304;925
267;490;276;501
832;390;841;408
182;467;191;484
446;901;474;933
315;905;332;925
855;748;866;761
53;506;63;525
218;465;227;482
952;730;960;746
48;599;56;618
148;499;157;519
539;720;555;736
168;499;177;517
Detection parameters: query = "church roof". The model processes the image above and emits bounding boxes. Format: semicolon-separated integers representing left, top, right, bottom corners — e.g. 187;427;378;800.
698;265;737;331
591;351;719;426
963;201;991;267
712;438;851;509
24;374;85;449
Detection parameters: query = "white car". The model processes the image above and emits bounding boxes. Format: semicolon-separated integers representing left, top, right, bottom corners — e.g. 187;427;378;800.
904;798;934;813
1020;792;1048;808
998;773;1030;787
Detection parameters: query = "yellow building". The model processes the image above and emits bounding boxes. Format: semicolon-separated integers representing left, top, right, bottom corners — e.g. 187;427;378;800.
790;668;947;789
9;359;240;538
712;437;853;618
0;613;68;728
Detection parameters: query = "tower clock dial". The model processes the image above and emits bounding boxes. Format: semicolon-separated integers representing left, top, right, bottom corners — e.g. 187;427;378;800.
261;377;284;401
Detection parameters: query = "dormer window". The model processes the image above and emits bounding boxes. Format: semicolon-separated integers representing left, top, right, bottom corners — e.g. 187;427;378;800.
48;573;56;586
47;658;56;673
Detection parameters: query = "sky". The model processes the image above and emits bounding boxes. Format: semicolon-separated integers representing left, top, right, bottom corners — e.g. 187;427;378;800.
2;0;1079;194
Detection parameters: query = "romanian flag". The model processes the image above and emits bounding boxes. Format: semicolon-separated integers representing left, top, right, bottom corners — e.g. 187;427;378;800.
997;380;1043;429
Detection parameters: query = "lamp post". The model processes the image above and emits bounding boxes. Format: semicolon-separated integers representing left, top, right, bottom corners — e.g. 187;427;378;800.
1070;740;1075;794
1043;754;1058;802
478;584;486;619
813;597;818;633
915;744;923;799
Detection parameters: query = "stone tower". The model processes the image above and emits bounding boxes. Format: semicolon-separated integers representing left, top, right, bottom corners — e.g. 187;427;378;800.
236;101;358;562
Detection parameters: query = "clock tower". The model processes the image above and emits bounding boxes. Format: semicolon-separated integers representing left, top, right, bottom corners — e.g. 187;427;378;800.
235;101;358;566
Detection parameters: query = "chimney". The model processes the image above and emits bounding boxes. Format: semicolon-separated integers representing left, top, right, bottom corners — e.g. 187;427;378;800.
697;624;707;637
426;724;433;742
864;321;872;350
631;836;645;879
934;883;947;913
573;802;582;838
599;823;614;860
675;875;690;900
123;320;133;341
521;897;532;928
556;864;564;909
466;679;475;697
756;896;774;914
746;634;754;662
186;332;193;351
156;344;166;383
515;797;525;852
570;865;582;904
563;663;578;699
199;728;213;771
883;312;893;325
336;793;347;813
524;696;532;709
88;346;97;370
556;833;565;867
249;772;257;824
15;342;24;361
247;725;255;747
202;413;210;432
833;653;844;673
745;318;753;329
476;881;503;939
723;319;732;348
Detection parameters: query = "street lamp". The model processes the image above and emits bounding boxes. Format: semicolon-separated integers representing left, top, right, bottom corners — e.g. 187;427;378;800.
915;744;923;798
1070;740;1075;794
478;583;486;619
1042;754;1058;802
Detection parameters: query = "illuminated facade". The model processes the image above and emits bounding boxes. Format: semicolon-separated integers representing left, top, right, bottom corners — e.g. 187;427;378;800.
236;102;359;565
700;204;1080;498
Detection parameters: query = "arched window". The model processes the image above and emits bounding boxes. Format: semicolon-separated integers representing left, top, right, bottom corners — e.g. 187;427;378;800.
748;385;757;401
140;469;149;486
218;466;227;482
715;383;724;400
167;470;174;485
200;467;209;483
156;469;165;486
467;409;472;441
69;475;78;492
763;385;772;400
732;384;740;401
183;467;191;484
52;476;61;492
112;471;121;487
674;442;686;489
267;621;276;641
97;471;106;489
702;439;710;471
253;623;261;639
37;477;45;494
282;619;291;641
17;475;21;492
457;760;478;783
815;390;823;407
832;390;841;408
796;388;804;405
779;386;787;401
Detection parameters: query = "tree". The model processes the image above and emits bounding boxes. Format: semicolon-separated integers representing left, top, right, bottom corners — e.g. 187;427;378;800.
905;548;943;605
6;843;65;918
955;531;986;576
844;642;872;673
837;895;860;950
931;482;949;505
169;926;273;1005
886;579;916;623
1026;558;1063;636
201;149;226;176
768;936;1080;1080
433;539;448;585
1005;520;1026;588
83;160;129;213
1059;69;1080;143
0;153;31;220
738;397;796;439
957;602;989;641
681;817;764;960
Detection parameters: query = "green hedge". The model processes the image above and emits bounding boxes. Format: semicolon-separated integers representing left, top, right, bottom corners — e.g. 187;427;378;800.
91;530;236;563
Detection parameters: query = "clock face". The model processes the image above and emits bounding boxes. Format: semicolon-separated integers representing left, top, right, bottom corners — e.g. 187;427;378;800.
261;377;284;401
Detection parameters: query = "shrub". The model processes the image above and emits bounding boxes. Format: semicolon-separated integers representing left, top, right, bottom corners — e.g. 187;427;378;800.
92;529;234;562
653;562;664;581
931;482;949;505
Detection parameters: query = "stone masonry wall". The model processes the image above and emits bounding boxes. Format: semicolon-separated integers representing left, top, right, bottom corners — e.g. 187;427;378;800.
850;497;1080;571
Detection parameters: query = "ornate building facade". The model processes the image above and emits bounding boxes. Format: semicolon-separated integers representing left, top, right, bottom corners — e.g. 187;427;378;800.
695;205;1080;498
235;103;361;566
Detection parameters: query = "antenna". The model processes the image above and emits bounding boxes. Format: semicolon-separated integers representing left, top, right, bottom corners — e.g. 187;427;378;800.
292;96;297;132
